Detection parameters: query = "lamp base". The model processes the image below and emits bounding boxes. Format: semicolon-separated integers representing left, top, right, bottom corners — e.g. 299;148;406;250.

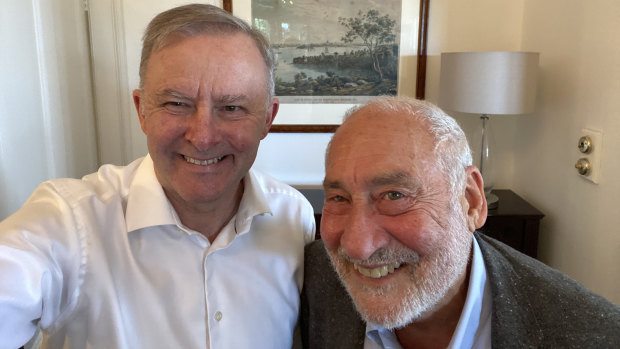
486;192;499;209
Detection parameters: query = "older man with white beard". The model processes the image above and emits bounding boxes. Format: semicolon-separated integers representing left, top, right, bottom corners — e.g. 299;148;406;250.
300;96;620;349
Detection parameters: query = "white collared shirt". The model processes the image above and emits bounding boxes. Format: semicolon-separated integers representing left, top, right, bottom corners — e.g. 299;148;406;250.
364;237;492;349
0;155;315;349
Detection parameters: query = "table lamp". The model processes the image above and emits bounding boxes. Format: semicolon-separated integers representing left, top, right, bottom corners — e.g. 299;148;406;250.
439;51;539;209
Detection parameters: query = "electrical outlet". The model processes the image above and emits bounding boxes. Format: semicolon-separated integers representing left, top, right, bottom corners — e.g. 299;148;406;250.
577;128;603;184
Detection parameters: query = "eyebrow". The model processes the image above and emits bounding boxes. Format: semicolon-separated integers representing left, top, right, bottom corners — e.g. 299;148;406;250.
217;94;247;104
155;89;191;100
152;90;249;106
322;179;342;190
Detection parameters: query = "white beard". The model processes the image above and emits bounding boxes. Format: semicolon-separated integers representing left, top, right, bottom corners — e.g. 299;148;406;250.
327;202;473;329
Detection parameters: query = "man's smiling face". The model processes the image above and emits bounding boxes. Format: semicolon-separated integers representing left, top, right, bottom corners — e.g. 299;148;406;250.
133;33;277;211
321;107;473;328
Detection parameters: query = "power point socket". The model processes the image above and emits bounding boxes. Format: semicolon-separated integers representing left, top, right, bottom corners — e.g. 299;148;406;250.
577;128;603;184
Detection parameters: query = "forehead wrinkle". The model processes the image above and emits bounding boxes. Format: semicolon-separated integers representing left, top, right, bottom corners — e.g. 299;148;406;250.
323;171;423;194
369;171;421;189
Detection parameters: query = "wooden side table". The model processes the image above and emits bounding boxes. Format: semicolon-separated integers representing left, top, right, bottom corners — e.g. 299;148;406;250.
298;188;544;259
479;189;544;259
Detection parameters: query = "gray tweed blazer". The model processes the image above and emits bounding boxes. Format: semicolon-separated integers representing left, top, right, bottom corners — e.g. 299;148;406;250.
300;232;620;348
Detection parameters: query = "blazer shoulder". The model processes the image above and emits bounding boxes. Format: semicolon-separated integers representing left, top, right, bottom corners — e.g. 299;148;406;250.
302;240;366;349
475;232;620;348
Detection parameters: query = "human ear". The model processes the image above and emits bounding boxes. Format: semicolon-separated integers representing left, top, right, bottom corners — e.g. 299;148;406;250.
132;89;148;135
463;165;487;231
261;97;279;139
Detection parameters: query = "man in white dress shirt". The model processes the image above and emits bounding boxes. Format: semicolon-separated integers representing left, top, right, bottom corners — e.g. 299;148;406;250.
0;4;315;348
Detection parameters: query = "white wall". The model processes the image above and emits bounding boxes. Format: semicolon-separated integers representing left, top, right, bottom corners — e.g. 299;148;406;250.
0;0;98;219
421;0;619;304
514;0;620;303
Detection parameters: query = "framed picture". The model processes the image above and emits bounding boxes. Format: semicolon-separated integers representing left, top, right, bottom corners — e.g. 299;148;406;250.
224;0;429;133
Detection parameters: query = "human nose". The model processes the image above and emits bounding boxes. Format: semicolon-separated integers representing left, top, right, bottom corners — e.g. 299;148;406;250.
329;202;390;261
185;106;221;151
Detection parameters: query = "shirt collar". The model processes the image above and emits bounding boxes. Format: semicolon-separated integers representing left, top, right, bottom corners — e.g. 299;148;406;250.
125;155;177;232
125;157;272;235
233;169;272;236
446;236;492;349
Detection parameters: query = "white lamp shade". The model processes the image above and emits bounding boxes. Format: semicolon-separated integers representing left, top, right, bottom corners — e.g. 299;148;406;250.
439;51;539;115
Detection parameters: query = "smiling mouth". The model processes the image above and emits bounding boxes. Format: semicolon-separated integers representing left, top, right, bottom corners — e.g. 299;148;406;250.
354;262;403;279
183;155;224;166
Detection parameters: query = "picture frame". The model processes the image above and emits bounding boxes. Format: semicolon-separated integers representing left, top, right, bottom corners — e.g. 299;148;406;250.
224;0;429;133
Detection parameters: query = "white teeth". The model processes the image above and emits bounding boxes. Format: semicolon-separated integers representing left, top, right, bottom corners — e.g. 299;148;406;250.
354;262;402;279
184;155;223;165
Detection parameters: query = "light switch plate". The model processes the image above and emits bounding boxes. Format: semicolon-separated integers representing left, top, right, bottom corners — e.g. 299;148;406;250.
579;128;603;184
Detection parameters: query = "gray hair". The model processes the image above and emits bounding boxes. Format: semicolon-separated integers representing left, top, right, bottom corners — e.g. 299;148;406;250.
328;96;473;197
138;4;275;99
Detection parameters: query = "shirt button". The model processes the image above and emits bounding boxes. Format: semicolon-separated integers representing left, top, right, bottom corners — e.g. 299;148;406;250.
215;311;223;321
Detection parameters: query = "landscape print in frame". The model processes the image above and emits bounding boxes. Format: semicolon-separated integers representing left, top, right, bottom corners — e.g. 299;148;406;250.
253;0;402;106
229;0;422;131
